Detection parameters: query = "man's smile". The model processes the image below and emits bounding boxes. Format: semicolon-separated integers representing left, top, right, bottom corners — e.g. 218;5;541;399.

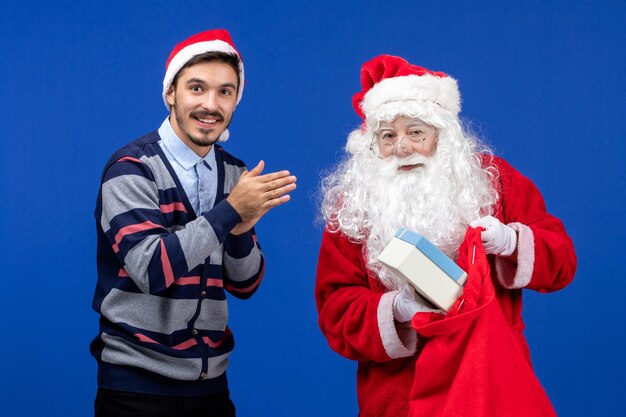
192;112;223;129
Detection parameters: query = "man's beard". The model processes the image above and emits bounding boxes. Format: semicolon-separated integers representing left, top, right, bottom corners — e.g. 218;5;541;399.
175;108;229;147
321;130;498;290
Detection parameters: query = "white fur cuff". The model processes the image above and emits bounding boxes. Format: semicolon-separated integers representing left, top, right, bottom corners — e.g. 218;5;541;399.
494;222;535;289
378;291;418;359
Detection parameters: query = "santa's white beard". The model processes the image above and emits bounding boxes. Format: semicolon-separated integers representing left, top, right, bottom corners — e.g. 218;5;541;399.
322;133;498;290
364;154;473;289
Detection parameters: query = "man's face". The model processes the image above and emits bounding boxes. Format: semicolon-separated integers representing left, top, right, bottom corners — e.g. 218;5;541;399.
373;116;438;170
166;60;238;156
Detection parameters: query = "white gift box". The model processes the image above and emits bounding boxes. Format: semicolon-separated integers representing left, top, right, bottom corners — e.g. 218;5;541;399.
377;228;467;312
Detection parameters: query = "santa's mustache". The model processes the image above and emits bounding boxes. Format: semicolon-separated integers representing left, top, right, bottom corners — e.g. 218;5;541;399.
375;153;432;176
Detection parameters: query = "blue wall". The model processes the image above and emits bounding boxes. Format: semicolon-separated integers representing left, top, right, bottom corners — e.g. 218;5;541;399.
1;1;624;415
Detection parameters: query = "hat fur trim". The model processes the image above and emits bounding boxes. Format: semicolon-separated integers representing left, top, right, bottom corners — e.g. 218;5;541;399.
361;74;460;118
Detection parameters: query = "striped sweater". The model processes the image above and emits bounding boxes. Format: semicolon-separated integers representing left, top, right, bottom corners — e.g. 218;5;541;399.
91;130;265;396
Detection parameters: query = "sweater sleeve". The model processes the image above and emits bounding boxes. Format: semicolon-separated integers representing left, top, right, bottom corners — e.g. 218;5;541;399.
315;228;418;362
221;229;265;299
99;157;241;294
492;157;577;292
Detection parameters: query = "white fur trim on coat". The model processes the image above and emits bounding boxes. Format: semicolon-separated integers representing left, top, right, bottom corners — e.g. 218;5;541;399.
361;74;460;119
162;40;245;110
494;222;535;289
378;291;418;359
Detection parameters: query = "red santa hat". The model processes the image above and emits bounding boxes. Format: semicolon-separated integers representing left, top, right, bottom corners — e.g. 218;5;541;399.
162;29;244;110
352;55;460;122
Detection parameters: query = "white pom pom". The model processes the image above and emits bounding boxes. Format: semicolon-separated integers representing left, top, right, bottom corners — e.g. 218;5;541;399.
218;129;230;142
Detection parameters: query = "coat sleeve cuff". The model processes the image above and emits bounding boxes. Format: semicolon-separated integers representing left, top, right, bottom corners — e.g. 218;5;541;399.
377;291;418;359
494;222;535;289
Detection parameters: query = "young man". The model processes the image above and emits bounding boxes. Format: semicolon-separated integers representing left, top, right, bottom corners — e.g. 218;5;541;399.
316;55;576;417
91;29;296;416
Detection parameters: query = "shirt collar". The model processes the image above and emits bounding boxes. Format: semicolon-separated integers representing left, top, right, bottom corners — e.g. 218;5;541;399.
158;117;215;171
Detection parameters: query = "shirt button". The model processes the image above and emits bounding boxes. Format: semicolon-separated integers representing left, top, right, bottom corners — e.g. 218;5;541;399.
191;329;198;335
201;291;207;297
200;372;207;379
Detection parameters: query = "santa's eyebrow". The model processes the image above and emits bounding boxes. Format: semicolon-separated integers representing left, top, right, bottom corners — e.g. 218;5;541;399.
405;120;428;127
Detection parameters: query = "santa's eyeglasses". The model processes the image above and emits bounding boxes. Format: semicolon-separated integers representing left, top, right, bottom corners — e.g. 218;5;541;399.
369;131;429;159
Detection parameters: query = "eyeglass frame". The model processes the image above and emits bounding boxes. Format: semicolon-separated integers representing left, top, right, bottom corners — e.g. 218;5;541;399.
368;122;438;159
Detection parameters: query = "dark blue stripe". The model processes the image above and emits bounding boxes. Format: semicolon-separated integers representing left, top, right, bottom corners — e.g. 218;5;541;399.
223;230;255;259
98;319;234;358
202;200;241;243
103;157;154;183
98;362;229;397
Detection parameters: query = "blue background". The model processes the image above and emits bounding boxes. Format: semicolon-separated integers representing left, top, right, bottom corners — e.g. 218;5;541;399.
1;1;624;415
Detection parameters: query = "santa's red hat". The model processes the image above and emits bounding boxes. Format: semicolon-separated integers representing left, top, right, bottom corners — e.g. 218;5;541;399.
352;55;460;122
162;29;244;110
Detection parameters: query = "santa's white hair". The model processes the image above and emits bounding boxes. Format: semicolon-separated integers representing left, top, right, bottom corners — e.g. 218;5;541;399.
320;101;499;290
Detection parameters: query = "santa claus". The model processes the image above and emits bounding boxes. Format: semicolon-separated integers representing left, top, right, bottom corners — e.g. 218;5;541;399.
315;55;576;417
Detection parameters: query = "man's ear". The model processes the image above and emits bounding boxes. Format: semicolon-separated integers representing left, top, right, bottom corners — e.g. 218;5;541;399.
166;85;176;107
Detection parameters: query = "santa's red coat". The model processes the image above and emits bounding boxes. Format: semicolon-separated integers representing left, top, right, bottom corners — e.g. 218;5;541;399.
315;156;576;417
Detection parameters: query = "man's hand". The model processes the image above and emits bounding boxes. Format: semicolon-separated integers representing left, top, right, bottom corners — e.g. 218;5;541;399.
227;160;297;235
392;284;442;323
470;215;517;256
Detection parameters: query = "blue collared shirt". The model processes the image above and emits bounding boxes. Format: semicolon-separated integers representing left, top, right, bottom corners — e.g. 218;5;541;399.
158;118;217;216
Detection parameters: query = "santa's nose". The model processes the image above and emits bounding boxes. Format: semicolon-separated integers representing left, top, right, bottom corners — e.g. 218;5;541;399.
394;137;414;156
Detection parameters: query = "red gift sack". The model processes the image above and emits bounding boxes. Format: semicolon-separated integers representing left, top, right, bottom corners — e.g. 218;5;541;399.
409;227;557;417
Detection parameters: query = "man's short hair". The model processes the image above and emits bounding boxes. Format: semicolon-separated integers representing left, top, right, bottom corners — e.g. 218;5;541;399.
171;51;241;92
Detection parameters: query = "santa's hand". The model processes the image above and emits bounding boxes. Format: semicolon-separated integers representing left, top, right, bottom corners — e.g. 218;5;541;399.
392;284;441;323
470;215;517;256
